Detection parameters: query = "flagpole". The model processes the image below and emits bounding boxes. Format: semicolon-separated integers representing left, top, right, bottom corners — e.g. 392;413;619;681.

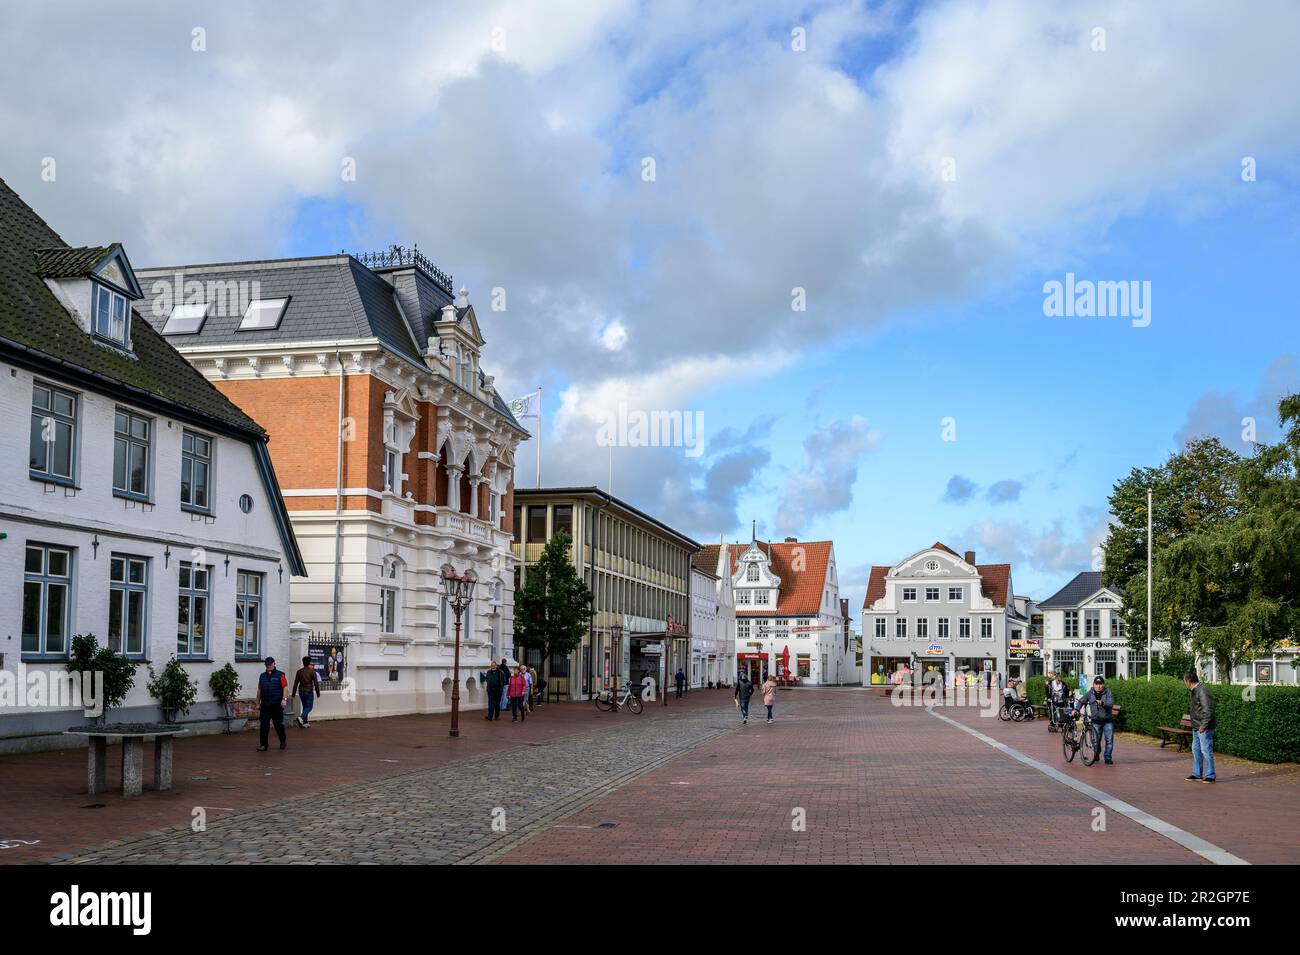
1146;487;1153;682
535;386;542;488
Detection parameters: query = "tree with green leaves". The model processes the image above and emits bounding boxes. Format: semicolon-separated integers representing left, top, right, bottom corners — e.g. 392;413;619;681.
514;531;594;674
1103;437;1243;653
1103;396;1300;681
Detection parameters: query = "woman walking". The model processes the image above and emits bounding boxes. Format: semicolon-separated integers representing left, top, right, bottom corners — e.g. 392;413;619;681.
508;666;529;722
762;673;779;724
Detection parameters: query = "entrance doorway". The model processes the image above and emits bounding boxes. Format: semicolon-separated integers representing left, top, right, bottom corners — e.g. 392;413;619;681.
738;654;766;685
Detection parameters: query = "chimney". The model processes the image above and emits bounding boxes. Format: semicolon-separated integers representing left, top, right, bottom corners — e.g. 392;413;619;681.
964;550;976;565
784;536;798;543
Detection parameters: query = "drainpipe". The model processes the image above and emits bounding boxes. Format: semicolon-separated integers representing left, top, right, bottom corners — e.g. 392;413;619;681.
331;350;345;639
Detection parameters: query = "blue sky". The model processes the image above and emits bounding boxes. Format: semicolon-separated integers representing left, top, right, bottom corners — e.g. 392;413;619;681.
4;0;1298;614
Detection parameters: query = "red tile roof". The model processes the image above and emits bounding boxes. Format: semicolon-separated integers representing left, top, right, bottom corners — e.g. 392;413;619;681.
728;540;835;617
861;544;1012;611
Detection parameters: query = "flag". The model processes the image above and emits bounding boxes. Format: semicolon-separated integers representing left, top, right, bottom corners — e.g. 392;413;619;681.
508;390;541;419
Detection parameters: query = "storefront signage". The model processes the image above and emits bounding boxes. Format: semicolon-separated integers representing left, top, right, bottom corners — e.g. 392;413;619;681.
1009;638;1042;658
924;643;945;656
665;614;688;635
640;643;663;655
1060;640;1126;649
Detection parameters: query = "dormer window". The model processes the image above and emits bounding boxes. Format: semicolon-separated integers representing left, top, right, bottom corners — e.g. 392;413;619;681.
239;297;288;331
746;564;759;582
93;283;129;346
163;302;211;335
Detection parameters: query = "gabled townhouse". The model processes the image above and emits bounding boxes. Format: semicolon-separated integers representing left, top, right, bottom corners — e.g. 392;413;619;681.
862;542;1028;686
0;177;304;751
712;536;847;686
136;246;528;718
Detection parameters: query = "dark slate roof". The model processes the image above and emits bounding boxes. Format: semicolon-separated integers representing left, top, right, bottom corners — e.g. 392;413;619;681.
1038;571;1121;609
0;176;262;436
137;254;526;435
33;245;115;279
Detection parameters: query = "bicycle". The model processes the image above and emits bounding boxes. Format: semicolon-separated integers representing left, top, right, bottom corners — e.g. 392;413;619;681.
1062;710;1100;765
593;684;643;714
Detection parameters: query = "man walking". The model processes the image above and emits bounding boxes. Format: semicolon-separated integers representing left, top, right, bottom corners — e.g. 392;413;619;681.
1074;676;1116;764
1185;670;1217;783
255;656;288;751
484;661;505;721
291;655;320;728
675;667;686;699
734;670;754;724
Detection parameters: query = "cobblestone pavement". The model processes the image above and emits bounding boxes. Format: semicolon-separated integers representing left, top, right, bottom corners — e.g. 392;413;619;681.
48;701;746;864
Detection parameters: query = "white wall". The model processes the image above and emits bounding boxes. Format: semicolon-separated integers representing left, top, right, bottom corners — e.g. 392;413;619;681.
0;362;291;743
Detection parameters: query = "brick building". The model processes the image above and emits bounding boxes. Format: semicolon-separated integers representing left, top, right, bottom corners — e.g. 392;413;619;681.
138;247;527;718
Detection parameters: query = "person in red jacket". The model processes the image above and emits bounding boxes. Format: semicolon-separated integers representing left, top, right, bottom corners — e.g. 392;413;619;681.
508;666;529;723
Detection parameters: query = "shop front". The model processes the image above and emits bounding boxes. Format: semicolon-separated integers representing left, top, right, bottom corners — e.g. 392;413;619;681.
953;656;995;687
737;651;769;685
1042;638;1128;687
1007;637;1043;683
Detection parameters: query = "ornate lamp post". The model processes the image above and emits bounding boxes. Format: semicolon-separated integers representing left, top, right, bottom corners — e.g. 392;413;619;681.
441;565;477;738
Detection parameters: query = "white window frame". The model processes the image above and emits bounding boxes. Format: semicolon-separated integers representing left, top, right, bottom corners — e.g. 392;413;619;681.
113;407;152;501
948;586;963;601
979;617;993;640
937;617;950;640
924;587;940;603
895;618;908;641
181;429;214;512
902;587;917;602
235;570;263;658
30;382;78;483
959;617;971;640
874;618;886;640
22;543;73;658
109;554;149;657
177;561;210;658
92;281;130;346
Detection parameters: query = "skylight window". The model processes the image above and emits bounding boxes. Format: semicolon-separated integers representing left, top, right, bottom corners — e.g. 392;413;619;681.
162;302;212;335
238;297;289;331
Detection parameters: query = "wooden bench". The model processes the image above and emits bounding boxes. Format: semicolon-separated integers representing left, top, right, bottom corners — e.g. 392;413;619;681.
1158;715;1193;751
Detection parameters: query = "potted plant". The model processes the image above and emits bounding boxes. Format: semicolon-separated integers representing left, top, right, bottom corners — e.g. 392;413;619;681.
66;633;138;726
146;656;198;724
209;662;242;733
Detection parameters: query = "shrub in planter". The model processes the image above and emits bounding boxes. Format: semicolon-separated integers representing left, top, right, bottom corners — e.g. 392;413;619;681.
66;633;138;725
209;663;242;732
146;657;198;722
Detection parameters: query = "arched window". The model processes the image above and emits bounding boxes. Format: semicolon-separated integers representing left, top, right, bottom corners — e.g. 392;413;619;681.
746;563;759;582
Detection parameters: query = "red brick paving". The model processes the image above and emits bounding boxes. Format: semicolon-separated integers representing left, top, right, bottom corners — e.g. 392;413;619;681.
0;688;724;864
493;690;1298;864
938;700;1300;864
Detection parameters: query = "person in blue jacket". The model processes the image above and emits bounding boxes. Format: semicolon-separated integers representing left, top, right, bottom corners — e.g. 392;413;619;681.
255;656;288;751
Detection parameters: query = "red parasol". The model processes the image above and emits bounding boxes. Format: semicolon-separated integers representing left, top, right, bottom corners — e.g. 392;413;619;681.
781;645;791;680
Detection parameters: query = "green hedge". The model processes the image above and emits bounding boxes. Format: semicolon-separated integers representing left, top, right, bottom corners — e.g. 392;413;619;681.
1024;673;1300;763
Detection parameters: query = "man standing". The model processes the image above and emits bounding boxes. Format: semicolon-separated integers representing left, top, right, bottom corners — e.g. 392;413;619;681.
292;655;321;728
255;656;288;751
675;668;686;699
734;670;753;724
484;661;504;721
1075;676;1116;764
1185;671;1217;783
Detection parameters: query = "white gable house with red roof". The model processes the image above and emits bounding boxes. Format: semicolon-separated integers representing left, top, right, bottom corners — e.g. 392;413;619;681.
861;543;1032;687
728;536;850;686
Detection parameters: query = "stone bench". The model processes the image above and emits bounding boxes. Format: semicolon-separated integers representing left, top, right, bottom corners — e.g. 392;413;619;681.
65;723;185;797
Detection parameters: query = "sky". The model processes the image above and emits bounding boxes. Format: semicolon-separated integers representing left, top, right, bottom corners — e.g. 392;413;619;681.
3;0;1298;617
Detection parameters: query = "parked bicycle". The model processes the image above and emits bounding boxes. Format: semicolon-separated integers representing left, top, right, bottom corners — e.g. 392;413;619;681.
593;684;643;714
